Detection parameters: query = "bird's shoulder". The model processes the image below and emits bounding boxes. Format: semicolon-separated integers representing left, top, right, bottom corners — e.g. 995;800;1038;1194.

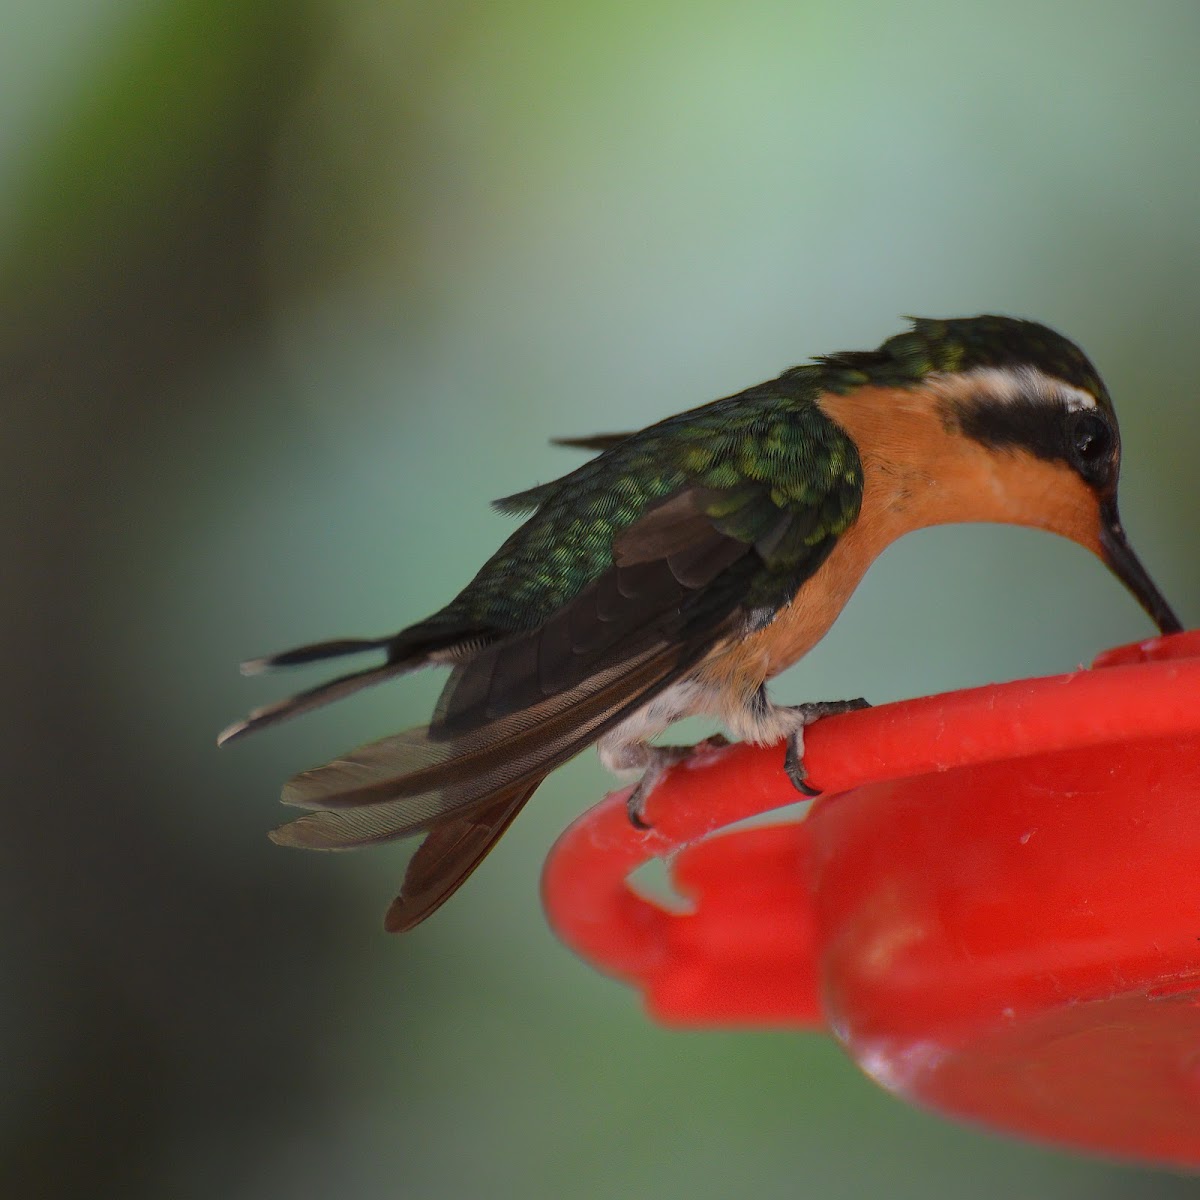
502;370;857;512
450;373;863;631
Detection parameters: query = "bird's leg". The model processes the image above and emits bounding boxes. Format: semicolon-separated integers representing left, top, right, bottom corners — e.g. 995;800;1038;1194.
598;733;730;830
735;688;870;797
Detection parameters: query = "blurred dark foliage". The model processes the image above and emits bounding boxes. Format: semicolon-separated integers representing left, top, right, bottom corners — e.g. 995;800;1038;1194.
0;6;349;1196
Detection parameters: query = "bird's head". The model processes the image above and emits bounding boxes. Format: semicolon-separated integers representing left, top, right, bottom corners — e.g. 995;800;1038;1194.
820;316;1182;634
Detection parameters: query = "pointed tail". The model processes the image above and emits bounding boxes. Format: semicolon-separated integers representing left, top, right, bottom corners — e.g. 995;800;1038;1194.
217;624;486;746
264;640;686;930
382;781;543;932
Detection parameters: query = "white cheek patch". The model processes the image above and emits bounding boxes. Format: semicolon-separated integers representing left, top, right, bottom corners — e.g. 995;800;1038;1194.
930;365;1098;411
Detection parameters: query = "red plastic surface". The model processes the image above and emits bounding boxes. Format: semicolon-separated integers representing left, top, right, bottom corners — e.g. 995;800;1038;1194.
541;631;1200;1166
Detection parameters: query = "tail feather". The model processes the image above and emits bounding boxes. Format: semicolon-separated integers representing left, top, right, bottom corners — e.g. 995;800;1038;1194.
265;640;686;936
273;771;544;932
274;642;682;824
383;782;540;932
241;636;393;675
217;659;416;746
218;622;490;746
265;716;568;848
224;525;742;929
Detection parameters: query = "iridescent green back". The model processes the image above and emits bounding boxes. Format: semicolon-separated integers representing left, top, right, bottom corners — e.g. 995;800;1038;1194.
440;376;862;635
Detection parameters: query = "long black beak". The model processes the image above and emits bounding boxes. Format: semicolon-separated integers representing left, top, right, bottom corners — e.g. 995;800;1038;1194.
1098;500;1183;634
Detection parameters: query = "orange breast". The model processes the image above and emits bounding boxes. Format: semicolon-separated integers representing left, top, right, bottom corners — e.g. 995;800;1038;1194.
695;384;1102;704
694;512;889;700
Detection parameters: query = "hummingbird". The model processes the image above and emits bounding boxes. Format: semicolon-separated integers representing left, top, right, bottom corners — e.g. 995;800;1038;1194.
219;315;1182;932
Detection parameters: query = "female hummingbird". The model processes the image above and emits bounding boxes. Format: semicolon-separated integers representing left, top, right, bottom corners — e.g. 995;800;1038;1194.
219;316;1182;932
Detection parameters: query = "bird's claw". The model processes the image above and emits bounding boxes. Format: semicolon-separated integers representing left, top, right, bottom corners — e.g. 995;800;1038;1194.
624;736;731;829
785;733;822;796
782;697;871;797
625;751;679;830
626;780;655;830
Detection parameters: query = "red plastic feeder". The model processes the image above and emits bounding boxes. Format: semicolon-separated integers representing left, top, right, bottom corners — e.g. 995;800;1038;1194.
542;631;1200;1166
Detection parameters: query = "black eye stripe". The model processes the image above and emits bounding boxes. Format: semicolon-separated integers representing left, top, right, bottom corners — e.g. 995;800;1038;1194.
953;398;1117;485
954;398;1069;461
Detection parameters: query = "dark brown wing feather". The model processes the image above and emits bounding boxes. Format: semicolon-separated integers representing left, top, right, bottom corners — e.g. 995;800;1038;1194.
271;640;692;834
433;491;755;738
610;489;724;563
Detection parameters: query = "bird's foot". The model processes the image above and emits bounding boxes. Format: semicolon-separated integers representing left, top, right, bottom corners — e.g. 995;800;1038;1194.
781;698;870;797
619;736;730;830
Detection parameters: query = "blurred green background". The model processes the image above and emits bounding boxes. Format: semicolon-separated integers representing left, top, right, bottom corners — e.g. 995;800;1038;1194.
5;1;1199;1196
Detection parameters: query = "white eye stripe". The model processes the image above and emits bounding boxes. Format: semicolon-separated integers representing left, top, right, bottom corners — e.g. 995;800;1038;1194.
927;365;1098;411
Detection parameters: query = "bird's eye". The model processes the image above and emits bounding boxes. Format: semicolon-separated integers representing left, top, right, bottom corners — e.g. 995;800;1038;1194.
1069;411;1112;472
